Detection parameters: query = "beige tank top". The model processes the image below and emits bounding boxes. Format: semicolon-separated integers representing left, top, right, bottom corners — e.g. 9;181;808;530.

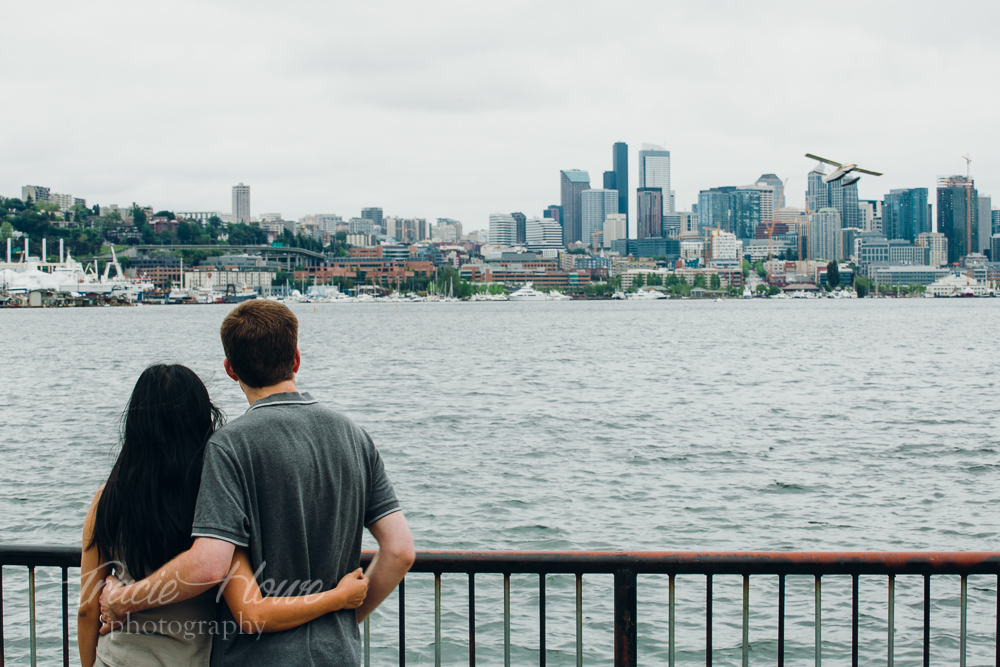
96;565;217;667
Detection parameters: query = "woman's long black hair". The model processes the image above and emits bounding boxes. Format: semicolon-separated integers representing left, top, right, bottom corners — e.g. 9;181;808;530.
91;364;224;578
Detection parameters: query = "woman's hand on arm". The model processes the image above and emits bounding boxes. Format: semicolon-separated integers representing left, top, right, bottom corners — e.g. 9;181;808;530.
78;487;111;667
221;548;368;634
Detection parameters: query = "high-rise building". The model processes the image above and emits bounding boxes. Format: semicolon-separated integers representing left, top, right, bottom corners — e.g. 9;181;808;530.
916;232;948;266
757;174;785;208
525;217;563;249
432;218;463;242
544;205;563;226
882;188;929;242
21;185;49;203
638;144;674;214
937;175;978;264
582;189;618;249
603;171;616;190
560;170;590;245
361;207;383;230
859;199;883;233
977;196;992;255
993;209;1000;236
489;213;518;246
697;188;734;234
811;208;843;261
732;188;763;239
603;213;627;248
636;188;664;240
806;166;859;228
612;142;628;223
511;212;527;245
232;183;251;223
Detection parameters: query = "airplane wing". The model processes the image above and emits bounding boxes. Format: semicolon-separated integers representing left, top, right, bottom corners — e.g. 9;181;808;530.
805;153;842;167
854;167;883;176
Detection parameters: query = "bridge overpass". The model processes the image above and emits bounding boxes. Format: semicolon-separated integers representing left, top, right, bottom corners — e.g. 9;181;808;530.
134;244;327;269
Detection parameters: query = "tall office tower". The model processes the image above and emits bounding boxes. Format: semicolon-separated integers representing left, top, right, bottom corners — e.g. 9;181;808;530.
978;196;992;254
582;189;618;248
810;208;843;261
858;199;883;233
806;166;826;213
698;188;734;233
560;170;590;245
828;181;860;230
730;189;762;240
525;217;564;249
603;171;616;190
603;213;627;247
489;213;518;246
544;205;563;226
757;174;784;208
746;183;776;226
636;188;664;240
882;188;930;242
638;144;675;214
361;207;383;230
232;183;251;223
937;176;978;264
510;212;527;244
993;209;1000;236
612;142;628;222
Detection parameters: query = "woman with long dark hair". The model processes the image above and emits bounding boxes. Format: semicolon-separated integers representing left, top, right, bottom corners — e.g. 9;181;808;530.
77;364;368;667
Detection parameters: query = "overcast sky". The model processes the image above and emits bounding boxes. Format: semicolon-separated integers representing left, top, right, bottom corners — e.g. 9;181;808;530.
5;0;1000;230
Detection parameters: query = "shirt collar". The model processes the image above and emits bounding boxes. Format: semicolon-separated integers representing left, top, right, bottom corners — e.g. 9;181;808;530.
247;391;317;412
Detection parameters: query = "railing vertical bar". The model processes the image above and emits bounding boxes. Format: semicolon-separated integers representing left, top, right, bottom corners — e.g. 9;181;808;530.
576;573;583;667
996;574;999;667
778;574;786;667
504;573;511;667
28;566;36;667
851;573;859;667
923;574;930;667
888;574;895;667
706;574;713;667
742;574;749;667
814;574;821;667
1;565;5;667
669;574;675;667
435;573;442;667
399;577;406;667
614;567;637;667
961;574;967;667
539;574;546;667
469;573;476;667
364;616;370;667
61;566;69;667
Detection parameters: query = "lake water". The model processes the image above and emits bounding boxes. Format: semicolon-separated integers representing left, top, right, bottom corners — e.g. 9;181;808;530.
2;299;1000;664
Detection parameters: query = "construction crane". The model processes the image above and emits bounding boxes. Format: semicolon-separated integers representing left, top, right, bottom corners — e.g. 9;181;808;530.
963;154;972;259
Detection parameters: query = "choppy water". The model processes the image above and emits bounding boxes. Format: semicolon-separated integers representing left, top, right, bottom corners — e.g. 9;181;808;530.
2;299;1000;664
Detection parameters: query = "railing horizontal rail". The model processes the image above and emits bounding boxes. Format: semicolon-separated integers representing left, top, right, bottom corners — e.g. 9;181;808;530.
5;545;1000;667
5;545;1000;575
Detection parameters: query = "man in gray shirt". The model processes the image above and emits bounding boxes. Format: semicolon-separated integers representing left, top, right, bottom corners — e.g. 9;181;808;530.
101;300;415;664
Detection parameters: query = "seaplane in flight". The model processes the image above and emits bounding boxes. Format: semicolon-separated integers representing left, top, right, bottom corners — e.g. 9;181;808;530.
805;153;882;185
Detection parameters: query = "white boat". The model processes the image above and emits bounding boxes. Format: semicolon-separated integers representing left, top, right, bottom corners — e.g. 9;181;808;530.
628;288;665;300
548;290;571;301
507;283;549;301
611;291;627;300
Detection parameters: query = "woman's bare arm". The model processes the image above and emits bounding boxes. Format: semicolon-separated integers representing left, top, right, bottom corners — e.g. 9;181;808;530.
78;487;111;667
220;548;368;633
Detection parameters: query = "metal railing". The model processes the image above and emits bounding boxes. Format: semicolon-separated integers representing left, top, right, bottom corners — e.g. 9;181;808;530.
3;545;1000;667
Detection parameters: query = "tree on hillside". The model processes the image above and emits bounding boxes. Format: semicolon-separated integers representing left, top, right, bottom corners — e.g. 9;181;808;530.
742;259;751;277
1;221;13;242
710;273;722;290
154;210;176;220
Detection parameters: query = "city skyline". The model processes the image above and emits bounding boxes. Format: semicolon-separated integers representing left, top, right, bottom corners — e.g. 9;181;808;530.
5;2;1000;230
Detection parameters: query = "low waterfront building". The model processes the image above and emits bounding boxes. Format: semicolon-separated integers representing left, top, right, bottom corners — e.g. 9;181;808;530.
185;267;275;291
871;265;949;287
926;273;990;297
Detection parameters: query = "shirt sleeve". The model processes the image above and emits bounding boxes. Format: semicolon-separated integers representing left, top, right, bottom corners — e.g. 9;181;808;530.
191;440;251;547
363;431;401;527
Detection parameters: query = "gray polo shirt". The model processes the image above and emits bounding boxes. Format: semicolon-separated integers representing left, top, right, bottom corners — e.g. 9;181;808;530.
191;392;400;666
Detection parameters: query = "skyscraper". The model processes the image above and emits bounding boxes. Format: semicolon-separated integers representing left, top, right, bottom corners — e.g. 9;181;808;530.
810;208;843;261
232;183;251;223
937;176;978;264
730;189;762;240
977;196;992;255
882;188;929;242
612;142;628;223
757;174;784;208
511;212;527;245
582;189;618;249
806;166;859;228
489;213;518;246
636;188;663;240
525;217;563;249
361;207;383;230
638;144;674;215
698;188;734;233
560;170;590;245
